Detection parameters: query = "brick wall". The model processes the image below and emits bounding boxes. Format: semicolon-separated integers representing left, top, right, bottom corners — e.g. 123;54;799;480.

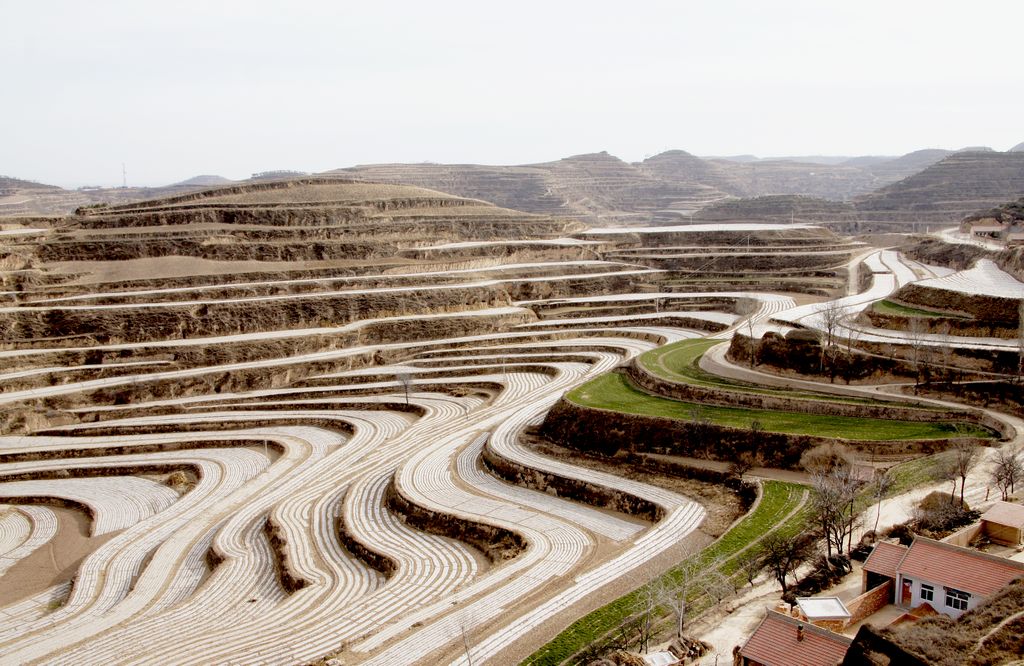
845;580;894;627
812;619;847;633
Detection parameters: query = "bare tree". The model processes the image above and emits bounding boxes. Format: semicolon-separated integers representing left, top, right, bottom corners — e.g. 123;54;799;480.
661;560;700;639
699;568;735;605
816;299;845;381
952;439;980;506
759;532;812;594
458;614;475;666
395;371;412;405
811;466;859;557
840;326;864;384
634;580;660;653
905;318;929;389
843;325;862;356
936;323;954;385
871;469;894;537
991;448;1024;500
736;548;763;588
820;299;844;350
728;451;757;482
937;455;960;502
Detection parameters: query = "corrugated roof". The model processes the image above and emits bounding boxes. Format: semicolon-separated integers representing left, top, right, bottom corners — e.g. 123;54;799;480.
740;610;851;666
899;537;1024;597
981;501;1024;530
863;541;908;579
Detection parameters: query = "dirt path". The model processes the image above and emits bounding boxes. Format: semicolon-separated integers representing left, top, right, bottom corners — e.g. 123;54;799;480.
0;505;115;607
644;452;811;485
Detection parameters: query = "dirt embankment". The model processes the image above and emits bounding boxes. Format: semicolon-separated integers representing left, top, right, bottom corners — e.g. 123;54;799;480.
384;477;525;564
522;431;748;539
864;309;1017;339
903;236;1024;285
636;251;852;273
480;442;663;522
731;331;1019;379
539;395;990;471
263;516;310;594
3;265;651;345
625;360;1000;428
2;284;517;343
335;513;397;578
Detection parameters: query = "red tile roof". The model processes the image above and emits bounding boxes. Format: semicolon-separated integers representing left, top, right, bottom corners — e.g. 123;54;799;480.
741;610;851;666
863;541;908;579
898;537;1024;597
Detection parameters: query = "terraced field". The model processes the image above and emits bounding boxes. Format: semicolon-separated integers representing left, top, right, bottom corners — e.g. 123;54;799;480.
0;178;1001;664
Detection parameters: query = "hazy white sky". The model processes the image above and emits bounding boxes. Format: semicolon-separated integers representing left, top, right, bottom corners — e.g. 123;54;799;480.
3;1;1022;187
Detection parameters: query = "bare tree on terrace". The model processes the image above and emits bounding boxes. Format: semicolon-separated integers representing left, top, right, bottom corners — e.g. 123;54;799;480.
811;466;859;558
815;299;844;380
952;438;979;506
871;469;894;537
991;448;1024;500
820;299;844;350
661;560;699;639
395;371;412;405
936;322;954;385
759;532;812;594
905;318;929;388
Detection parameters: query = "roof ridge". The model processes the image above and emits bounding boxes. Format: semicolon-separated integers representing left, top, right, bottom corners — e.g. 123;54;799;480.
910;535;1024;571
759;609;854;644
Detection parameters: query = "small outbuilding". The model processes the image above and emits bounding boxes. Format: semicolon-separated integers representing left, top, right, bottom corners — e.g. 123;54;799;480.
795;597;852;632
980;501;1024;546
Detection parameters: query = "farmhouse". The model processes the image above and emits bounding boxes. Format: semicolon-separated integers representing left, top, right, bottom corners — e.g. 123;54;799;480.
739;610;852;666
861;536;1024;619
959;217;1024;246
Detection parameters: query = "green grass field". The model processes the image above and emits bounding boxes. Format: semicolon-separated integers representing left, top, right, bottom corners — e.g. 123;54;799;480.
873;299;967;319
637;338;928;408
569;372;994;441
523;481;809;666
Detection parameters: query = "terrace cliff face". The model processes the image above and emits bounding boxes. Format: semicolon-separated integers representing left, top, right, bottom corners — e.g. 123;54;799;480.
853;151;1024;228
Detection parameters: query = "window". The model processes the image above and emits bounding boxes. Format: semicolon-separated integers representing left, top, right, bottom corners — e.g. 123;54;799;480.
945;588;969;611
920;584;934;602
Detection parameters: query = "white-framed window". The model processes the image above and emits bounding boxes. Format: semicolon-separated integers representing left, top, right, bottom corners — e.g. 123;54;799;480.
945;588;969;611
920;584;934;602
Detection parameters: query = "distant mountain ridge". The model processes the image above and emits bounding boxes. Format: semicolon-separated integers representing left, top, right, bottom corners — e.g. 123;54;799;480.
694;150;1024;232
326;147;967;225
172;175;235;187
4;144;1024;227
0;175;62;192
